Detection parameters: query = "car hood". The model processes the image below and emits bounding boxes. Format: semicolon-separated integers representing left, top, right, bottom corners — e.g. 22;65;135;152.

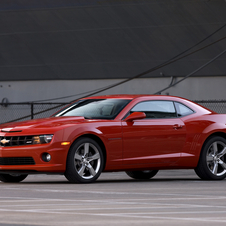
0;116;85;133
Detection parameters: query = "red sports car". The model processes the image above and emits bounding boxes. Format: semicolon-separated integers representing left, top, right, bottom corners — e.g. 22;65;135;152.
0;95;226;183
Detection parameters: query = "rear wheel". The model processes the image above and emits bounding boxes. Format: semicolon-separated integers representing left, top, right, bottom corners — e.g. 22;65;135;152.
0;174;28;183
195;136;226;180
125;170;159;180
65;137;104;183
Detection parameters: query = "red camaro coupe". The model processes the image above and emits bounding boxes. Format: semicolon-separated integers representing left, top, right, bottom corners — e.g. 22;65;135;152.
0;95;226;183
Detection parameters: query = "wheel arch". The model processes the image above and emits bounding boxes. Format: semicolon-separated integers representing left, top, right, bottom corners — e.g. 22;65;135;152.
202;132;226;148
194;132;226;168
195;132;226;180
196;131;226;166
68;134;107;170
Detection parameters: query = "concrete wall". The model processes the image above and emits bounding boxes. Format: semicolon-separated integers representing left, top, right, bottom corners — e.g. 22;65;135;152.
1;76;226;104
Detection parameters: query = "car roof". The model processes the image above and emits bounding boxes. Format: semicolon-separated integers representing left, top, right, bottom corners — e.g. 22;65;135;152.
83;94;164;100
82;94;188;101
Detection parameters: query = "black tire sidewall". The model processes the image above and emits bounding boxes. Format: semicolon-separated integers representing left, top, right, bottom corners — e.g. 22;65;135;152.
200;136;226;180
0;174;28;183
65;137;104;183
125;170;158;180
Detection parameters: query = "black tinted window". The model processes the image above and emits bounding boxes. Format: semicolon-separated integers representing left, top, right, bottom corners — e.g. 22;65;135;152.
131;101;177;118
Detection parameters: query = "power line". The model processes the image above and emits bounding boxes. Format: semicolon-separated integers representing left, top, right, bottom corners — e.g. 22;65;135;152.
33;85;115;103
31;23;226;103
6;25;226;122
71;35;226;102
7;43;226;123
153;48;226;94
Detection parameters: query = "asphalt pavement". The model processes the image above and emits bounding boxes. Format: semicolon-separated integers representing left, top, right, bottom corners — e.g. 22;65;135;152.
0;170;226;226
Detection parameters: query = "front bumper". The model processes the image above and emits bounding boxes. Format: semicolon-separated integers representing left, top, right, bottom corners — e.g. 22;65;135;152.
0;143;69;173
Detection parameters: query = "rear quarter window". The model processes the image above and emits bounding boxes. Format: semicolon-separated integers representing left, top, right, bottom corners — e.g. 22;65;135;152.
174;102;194;117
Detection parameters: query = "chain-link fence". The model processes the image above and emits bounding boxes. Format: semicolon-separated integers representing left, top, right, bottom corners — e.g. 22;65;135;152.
194;100;226;114
0;100;226;124
0;102;68;124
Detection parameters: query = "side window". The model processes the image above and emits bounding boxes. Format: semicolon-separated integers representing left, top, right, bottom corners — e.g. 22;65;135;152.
131;101;177;118
174;102;194;117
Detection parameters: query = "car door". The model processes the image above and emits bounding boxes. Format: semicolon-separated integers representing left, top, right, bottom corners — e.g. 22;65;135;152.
122;100;187;166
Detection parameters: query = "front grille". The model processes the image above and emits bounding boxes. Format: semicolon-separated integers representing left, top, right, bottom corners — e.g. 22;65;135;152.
0;157;35;165
0;136;33;147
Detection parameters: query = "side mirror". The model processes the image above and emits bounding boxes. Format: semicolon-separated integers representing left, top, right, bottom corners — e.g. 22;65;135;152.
124;112;146;122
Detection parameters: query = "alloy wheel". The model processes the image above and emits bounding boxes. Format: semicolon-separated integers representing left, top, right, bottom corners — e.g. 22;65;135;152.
74;142;101;180
206;141;226;176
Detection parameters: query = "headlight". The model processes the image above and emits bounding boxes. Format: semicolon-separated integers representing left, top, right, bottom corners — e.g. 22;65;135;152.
32;135;53;144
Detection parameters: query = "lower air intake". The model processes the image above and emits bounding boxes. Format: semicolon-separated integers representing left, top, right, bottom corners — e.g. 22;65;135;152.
0;157;35;165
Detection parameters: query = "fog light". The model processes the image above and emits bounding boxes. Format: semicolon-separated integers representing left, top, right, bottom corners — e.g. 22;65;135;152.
42;153;51;162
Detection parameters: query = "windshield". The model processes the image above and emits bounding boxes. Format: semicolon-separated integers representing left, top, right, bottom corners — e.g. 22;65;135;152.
55;99;131;119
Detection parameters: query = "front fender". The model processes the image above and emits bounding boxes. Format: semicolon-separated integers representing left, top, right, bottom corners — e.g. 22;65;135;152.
61;121;124;170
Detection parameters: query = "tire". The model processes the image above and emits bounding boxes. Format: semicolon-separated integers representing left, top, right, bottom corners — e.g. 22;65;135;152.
125;170;159;180
64;137;104;183
0;174;28;183
195;136;226;180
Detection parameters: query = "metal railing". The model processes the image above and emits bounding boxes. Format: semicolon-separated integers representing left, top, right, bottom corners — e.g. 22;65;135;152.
1;100;226;124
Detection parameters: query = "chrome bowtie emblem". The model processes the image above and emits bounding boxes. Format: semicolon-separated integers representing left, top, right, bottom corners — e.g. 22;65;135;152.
1;139;10;145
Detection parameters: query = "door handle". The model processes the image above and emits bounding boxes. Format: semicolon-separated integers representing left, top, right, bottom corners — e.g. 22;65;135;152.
173;124;183;130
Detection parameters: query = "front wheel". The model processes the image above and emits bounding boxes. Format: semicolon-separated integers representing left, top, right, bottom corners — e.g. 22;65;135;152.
0;174;28;183
125;170;159;180
65;137;104;183
195;136;226;180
